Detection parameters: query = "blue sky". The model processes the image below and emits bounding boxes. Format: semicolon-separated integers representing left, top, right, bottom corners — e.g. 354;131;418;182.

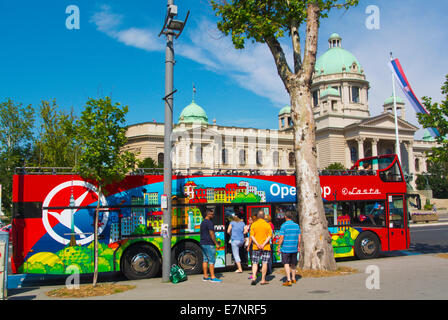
1;0;447;138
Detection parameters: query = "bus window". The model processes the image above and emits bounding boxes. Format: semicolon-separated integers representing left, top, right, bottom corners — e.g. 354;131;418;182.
351;201;386;227
272;204;297;229
247;206;271;222
379;161;403;182
199;205;223;226
324;203;336;227
224;206;245;224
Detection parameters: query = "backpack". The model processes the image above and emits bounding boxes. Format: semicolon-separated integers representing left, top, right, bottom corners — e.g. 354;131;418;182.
169;264;188;284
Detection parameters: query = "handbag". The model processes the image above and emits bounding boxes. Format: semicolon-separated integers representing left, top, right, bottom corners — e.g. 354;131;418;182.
169;264;188;284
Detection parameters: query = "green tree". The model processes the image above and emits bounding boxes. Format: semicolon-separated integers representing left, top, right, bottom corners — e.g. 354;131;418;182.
138;157;163;168
416;160;448;198
211;0;358;271
74;97;137;286
417;74;448;165
32;99;79;167
0;99;35;217
324;162;346;171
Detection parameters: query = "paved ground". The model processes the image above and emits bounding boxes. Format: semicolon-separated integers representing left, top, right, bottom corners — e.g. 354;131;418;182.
4;211;448;301
6;251;448;301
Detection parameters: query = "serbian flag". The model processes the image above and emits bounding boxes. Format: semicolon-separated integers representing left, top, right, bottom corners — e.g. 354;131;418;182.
389;58;440;138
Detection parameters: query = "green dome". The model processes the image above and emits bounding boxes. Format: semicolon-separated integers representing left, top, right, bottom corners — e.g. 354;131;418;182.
315;34;362;76
278;105;291;115
422;129;435;142
320;87;340;98
178;101;208;124
384;95;405;105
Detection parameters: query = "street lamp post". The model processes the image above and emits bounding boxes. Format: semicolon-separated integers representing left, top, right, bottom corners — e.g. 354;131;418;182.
159;0;189;283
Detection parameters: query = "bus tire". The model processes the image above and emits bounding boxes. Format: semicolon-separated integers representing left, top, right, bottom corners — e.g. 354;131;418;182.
171;241;203;275
121;243;161;280
354;231;380;260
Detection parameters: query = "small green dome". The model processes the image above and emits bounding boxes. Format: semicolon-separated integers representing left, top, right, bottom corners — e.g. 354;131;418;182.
422;129;436;142
329;33;341;40
320;87;340;98
178;101;208;124
384;95;405;105
278;105;291;115
315;34;362;76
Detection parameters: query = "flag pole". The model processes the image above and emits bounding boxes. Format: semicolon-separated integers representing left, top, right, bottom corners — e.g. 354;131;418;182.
390;52;402;165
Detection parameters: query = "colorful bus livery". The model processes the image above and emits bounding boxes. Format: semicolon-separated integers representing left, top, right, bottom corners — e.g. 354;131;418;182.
11;154;411;280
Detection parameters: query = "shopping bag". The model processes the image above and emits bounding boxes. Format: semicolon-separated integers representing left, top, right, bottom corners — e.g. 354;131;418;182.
169;264;188;284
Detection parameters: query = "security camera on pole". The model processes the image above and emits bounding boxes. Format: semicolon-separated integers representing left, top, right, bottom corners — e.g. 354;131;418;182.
159;0;189;283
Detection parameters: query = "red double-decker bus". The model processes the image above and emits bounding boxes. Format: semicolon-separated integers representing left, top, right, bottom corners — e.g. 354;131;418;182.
10;154;414;280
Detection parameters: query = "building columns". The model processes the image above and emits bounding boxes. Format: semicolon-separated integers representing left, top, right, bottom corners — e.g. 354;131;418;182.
356;137;365;160
371;138;379;170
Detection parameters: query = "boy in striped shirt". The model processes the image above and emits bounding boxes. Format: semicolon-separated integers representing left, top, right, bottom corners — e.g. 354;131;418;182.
277;211;301;286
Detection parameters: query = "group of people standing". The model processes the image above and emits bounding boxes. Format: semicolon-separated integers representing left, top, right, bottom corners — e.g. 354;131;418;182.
199;208;301;286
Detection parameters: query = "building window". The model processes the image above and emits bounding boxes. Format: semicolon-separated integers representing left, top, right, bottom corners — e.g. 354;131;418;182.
222;148;229;164
350;147;357;162
415;158;420;172
256;150;263;166
273;151;279;167
288;152;295;167
312;90;319;107
281;118;285;128
351;86;360;103
158;153;164;165
239;149;246;165
288;117;293;127
195;146;202;163
331;100;337;111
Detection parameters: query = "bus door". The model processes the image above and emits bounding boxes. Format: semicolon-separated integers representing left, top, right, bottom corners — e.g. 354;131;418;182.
223;205;246;266
386;194;408;251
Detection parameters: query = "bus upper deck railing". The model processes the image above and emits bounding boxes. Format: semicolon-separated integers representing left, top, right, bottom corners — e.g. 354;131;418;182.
14;167;379;177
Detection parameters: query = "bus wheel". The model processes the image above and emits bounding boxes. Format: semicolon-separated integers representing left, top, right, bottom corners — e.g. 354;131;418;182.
121;243;161;280
354;232;380;260
171;242;203;275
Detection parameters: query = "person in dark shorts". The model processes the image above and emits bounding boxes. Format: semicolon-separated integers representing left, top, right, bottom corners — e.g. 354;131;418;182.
249;210;272;285
277;211;301;286
200;208;222;283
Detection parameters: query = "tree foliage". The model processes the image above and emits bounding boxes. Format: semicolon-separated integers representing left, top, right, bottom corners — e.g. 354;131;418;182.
416;160;448;198
74;97;137;187
417;74;448;165
32;99;79;167
0;99;35;217
323;162;346;171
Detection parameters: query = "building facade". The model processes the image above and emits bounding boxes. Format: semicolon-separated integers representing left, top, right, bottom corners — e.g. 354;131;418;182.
124;34;436;188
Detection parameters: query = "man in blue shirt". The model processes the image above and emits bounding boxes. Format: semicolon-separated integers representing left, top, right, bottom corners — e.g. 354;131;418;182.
277;211;301;286
200;208;222;283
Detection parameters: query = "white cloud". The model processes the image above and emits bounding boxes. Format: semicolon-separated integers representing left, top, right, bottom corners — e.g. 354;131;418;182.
90;6;290;108
90;5;163;52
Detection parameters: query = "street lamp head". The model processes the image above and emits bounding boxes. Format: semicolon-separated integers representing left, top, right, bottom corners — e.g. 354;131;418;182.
168;19;185;31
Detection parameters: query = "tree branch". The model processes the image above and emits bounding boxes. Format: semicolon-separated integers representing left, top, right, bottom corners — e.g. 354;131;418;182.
265;35;293;89
290;18;302;74
302;2;320;83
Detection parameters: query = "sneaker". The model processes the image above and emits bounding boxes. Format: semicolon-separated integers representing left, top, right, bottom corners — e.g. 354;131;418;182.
210;278;222;283
203;277;211;282
291;279;297;284
283;281;292;287
251;280;257;286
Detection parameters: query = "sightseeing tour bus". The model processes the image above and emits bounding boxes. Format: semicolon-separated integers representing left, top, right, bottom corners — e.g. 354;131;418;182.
11;154;411;280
